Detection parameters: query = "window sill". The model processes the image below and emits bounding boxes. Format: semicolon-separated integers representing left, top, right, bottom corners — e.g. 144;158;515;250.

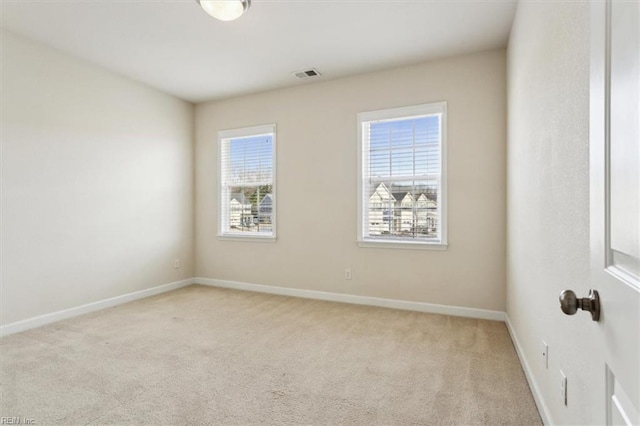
357;240;448;251
218;234;277;243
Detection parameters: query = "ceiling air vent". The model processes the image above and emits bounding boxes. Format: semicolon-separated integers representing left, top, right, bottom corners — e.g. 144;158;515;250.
293;68;322;80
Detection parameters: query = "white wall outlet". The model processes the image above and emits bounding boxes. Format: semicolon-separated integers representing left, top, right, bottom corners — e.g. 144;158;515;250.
560;370;567;406
542;341;549;369
174;258;180;269
344;268;352;280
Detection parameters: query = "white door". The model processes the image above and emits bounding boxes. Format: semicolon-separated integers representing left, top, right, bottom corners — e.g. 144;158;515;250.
591;0;640;424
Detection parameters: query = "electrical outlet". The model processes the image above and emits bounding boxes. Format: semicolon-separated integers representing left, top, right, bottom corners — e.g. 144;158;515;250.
542;341;549;369
174;259;180;269
560;370;567;406
344;269;352;280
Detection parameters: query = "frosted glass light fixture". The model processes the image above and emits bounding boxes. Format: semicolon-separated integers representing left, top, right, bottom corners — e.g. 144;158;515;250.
196;0;251;22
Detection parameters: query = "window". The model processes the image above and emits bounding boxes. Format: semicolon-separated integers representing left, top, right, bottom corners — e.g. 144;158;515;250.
219;124;276;240
357;102;447;249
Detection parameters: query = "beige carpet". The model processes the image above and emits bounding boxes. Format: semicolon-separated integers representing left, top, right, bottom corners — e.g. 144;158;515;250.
0;285;541;425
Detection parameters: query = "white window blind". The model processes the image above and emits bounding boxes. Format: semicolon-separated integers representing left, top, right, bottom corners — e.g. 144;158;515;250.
358;102;447;248
219;124;276;239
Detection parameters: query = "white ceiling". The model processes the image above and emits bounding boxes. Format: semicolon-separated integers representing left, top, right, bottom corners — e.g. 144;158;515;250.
0;0;518;103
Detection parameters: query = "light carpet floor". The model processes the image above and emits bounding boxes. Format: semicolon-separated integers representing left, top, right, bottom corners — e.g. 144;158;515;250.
0;285;542;425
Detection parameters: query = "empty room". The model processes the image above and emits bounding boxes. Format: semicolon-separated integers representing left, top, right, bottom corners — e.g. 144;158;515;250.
1;0;638;425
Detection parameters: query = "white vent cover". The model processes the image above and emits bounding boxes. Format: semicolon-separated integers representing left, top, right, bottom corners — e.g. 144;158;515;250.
293;68;322;80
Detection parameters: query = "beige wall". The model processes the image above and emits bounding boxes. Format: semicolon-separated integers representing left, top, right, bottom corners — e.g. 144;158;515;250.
1;31;195;325
506;2;599;424
196;50;507;312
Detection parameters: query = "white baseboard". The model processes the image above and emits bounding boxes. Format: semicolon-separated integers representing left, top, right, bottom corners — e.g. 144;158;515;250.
195;277;506;321
505;314;552;425
0;278;195;337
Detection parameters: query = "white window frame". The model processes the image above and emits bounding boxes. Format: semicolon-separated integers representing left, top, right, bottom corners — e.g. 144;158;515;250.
357;102;447;250
218;124;277;242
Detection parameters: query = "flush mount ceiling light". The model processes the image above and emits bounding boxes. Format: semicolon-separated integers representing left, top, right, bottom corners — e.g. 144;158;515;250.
196;0;251;22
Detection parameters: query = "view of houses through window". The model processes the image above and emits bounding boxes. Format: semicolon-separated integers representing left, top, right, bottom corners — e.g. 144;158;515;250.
219;125;275;238
368;181;438;239
227;186;273;233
